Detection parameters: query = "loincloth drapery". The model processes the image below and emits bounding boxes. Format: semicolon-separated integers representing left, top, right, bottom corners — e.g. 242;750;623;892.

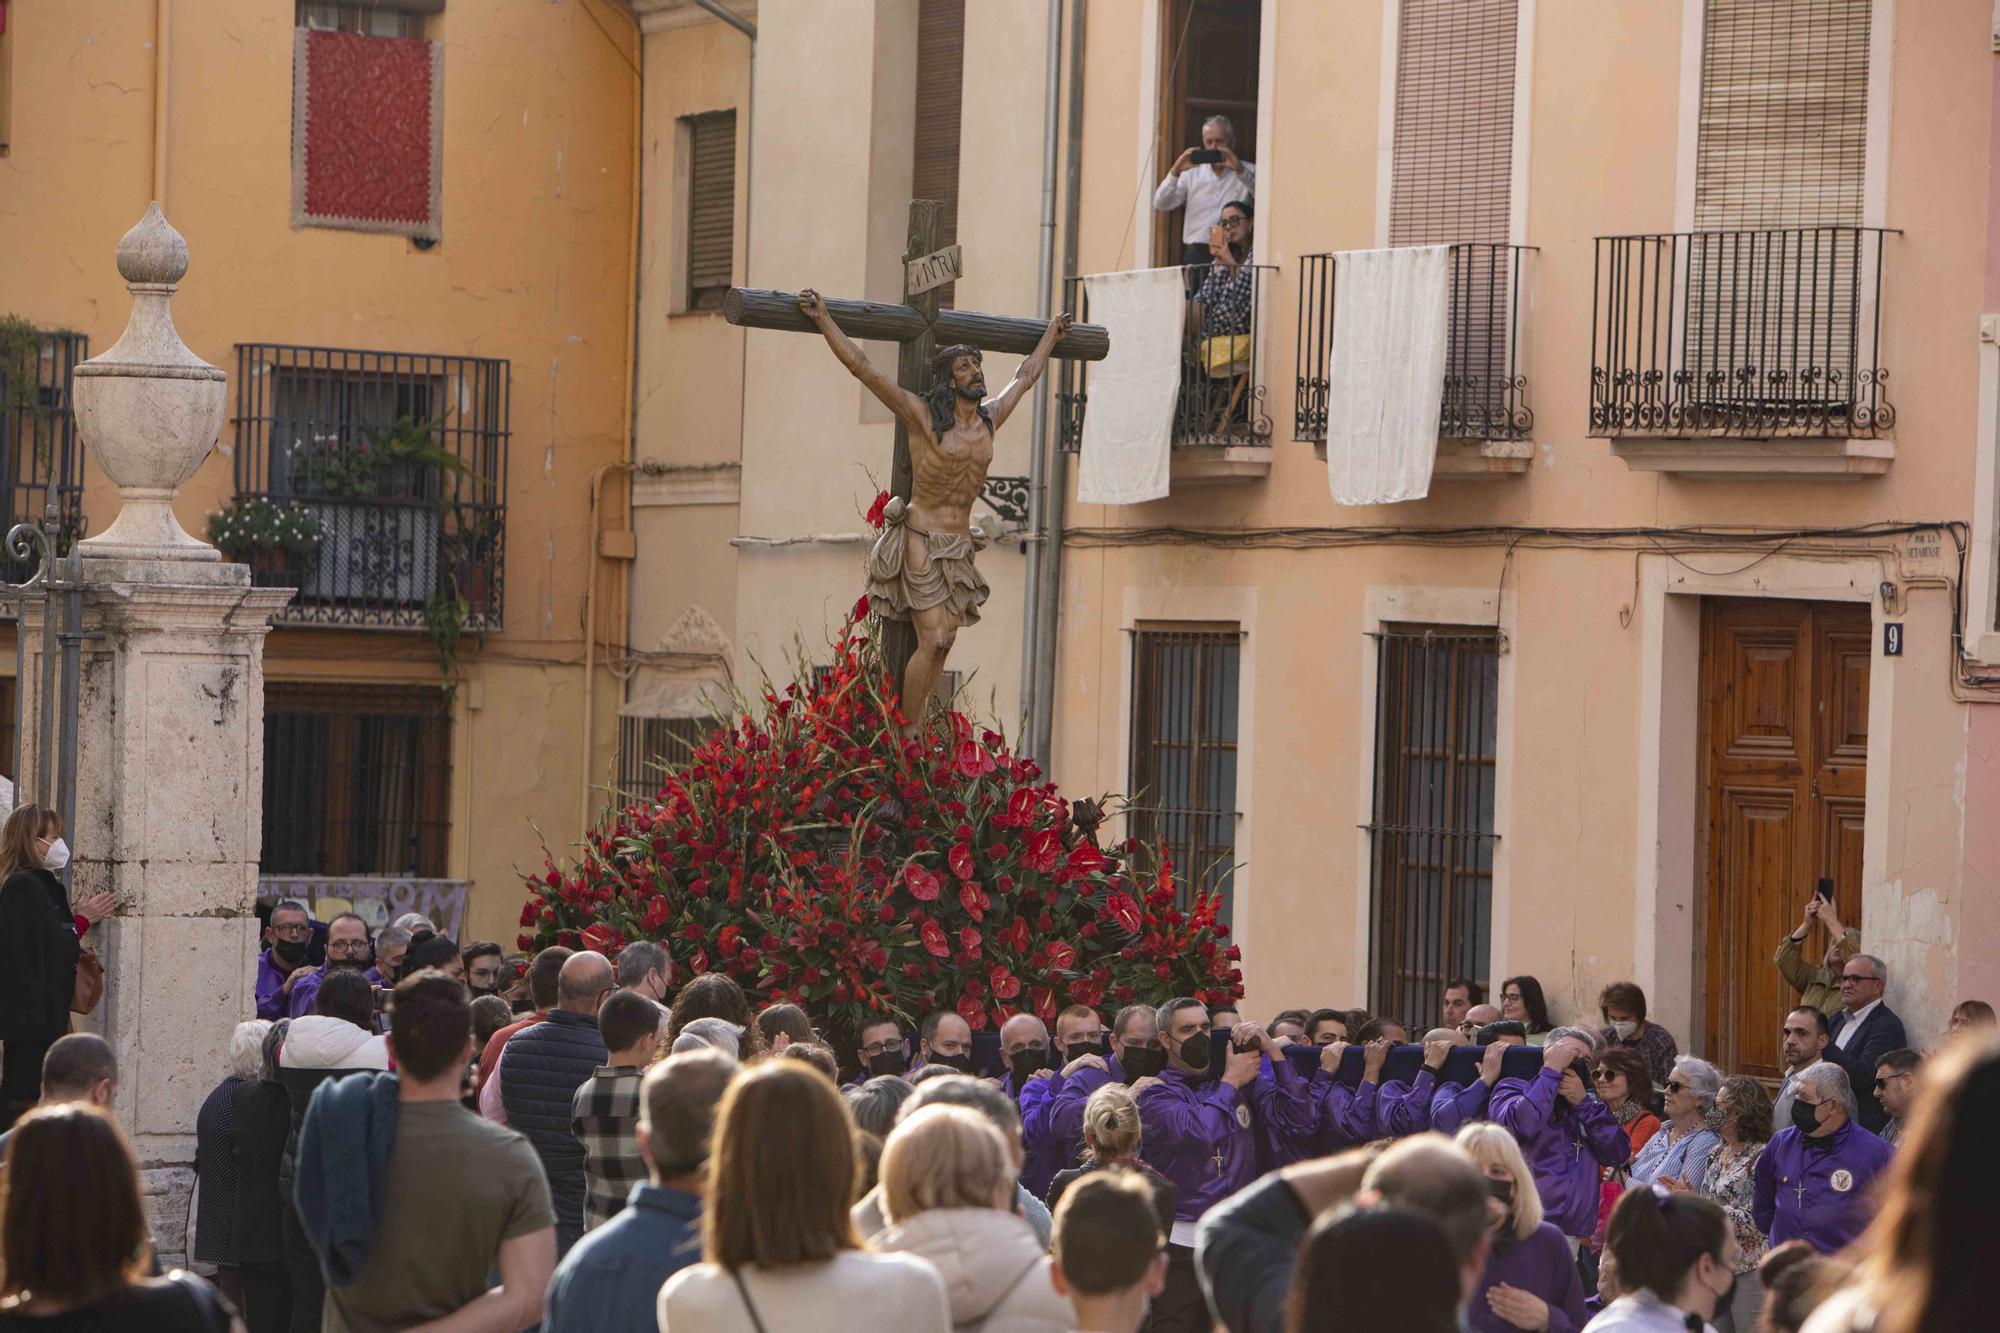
864;499;989;626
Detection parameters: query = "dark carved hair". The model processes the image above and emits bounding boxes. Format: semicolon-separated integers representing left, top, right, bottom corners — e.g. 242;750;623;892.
925;344;993;438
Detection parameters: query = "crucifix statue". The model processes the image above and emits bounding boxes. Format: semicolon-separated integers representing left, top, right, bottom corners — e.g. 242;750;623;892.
724;199;1108;730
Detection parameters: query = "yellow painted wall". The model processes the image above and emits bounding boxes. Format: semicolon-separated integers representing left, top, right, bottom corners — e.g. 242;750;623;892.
1051;0;1993;1044
0;0;639;948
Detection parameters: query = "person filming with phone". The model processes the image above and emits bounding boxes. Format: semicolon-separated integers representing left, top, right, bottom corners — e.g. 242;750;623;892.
1153;115;1255;272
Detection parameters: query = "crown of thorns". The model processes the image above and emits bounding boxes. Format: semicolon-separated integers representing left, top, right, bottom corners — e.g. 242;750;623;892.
930;344;983;381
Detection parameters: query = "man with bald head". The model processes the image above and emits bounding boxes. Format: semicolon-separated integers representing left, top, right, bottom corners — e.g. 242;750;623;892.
501;950;613;1256
1000;1012;1064;1197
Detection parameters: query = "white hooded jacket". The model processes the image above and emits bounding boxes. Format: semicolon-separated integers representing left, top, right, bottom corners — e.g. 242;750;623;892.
279;1015;390;1071
874;1207;1075;1333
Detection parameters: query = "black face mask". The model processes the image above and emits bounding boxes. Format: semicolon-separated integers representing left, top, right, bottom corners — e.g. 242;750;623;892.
1177;1030;1214;1076
1064;1036;1110;1063
1486;1177;1515;1207
1791;1100;1825;1137
928;1050;975;1074
1008;1047;1050;1082
1119;1045;1167;1082
271;937;308;965
866;1048;910;1078
467;983;498;997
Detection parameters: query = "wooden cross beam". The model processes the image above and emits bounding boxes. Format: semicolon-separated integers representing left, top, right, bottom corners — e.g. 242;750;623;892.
722;199;1108;703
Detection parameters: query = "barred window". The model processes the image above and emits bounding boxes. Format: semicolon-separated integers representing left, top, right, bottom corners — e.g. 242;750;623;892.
1367;627;1498;1026
262;683;451;878
616;716;702;807
1129;626;1241;924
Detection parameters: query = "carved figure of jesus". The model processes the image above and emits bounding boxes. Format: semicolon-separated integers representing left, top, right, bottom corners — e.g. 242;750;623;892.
798;288;1072;730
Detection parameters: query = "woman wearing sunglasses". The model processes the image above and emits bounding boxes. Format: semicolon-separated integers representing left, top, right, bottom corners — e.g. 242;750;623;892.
1626;1058;1723;1193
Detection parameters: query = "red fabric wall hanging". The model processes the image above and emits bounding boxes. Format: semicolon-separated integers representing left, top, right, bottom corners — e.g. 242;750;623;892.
292;28;443;241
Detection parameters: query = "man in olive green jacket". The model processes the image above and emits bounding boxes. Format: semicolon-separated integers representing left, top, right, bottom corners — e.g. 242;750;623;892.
1774;894;1861;1015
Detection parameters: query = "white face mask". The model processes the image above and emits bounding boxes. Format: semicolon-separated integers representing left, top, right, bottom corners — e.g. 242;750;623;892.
1610;1020;1637;1041
41;837;70;871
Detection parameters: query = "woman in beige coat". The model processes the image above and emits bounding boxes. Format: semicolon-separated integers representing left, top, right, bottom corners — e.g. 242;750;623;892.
874;1105;1077;1333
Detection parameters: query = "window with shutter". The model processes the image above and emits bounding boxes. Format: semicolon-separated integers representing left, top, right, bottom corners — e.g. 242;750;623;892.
685;111;737;312
912;0;964;309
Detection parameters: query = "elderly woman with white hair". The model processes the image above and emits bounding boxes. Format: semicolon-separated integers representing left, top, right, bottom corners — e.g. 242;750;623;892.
1490;1025;1632;1251
1626;1056;1724;1192
1458;1122;1589;1333
192;1019;272;1318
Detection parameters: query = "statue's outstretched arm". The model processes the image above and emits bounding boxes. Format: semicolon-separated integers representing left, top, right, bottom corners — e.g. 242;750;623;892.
987;312;1073;432
799;288;929;434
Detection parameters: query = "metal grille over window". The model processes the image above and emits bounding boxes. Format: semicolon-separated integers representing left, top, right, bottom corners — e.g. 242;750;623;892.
912;0;964;309
229;344;509;630
1367;627;1498;1028
687;111;738;311
1128;627;1241;926
262;683;452;879
616;716;702;808
1388;0;1517;248
0;328;87;590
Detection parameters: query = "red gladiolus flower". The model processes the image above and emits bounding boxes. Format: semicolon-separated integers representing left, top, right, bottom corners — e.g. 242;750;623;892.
518;901;540;927
949;842;975;880
866;490;890;529
905;863;942;901
920;920;951;958
1106;891;1142;935
852;594;871;623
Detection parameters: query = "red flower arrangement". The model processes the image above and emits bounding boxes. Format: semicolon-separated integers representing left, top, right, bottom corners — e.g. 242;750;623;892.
518;605;1241;1042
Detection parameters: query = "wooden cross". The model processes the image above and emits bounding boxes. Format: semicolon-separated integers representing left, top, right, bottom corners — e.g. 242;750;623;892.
723;199;1108;696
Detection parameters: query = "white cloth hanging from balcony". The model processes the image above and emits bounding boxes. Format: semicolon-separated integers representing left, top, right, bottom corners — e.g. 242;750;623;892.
1076;267;1187;506
1325;245;1451;505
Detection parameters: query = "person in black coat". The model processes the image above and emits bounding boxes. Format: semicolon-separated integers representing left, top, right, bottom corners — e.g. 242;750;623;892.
0;803;111;1128
1824;954;1909;1134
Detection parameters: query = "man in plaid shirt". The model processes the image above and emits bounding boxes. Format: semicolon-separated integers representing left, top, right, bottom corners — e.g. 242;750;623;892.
570;989;665;1230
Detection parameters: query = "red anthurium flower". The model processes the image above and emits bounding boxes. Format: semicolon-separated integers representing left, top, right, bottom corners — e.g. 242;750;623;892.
949;842;975;880
1106;891;1142;935
920;920;951;958
1066;843;1105;875
580;923;613;953
955;739;997;778
689;950;709;974
958;927;982;954
1045;940;1076;970
989;967;1021;1000
956;992;987;1029
905;863;942;901
642;897;672;931
958;881;987;920
1026;829;1061;873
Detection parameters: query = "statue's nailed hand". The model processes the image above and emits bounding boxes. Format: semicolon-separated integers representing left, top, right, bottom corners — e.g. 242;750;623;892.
798;288;828;324
1050;312;1074;342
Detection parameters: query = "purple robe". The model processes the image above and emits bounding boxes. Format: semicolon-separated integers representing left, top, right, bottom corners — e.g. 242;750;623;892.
1251;1053;1318;1170
1044;1055;1123;1186
1489;1068;1629;1238
1430;1078;1493;1135
1007;1069;1068;1199
1377;1068;1440;1138
1752;1121;1893;1253
1468;1221;1587;1333
1137;1066;1260;1233
1309;1070;1378;1151
255;949;291;1020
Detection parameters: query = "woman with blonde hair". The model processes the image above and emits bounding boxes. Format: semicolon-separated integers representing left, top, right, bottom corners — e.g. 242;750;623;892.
1043;1082;1176;1235
0;1103;239;1330
657;1061;947;1333
874;1105;1076;1332
0;803;110;1127
1457;1122;1588;1332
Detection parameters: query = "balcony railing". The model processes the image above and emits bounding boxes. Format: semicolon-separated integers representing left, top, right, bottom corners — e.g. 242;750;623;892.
1589;226;1895;439
231;344;509;631
1295;245;1536;444
0;328;87;587
1058;264;1277;454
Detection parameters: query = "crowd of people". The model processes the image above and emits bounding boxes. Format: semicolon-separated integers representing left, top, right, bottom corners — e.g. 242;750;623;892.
0;854;1994;1332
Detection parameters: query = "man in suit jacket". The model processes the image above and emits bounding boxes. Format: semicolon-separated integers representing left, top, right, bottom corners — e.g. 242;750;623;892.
1825;954;1907;1134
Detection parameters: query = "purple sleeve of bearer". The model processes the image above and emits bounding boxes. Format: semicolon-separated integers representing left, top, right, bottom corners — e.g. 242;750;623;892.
1383;1069;1438;1138
1429;1079;1491;1135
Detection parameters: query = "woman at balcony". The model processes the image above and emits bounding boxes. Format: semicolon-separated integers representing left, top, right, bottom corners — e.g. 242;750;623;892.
1195;201;1256;338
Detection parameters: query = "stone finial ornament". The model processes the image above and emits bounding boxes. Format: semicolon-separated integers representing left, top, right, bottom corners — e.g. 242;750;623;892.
73;202;226;562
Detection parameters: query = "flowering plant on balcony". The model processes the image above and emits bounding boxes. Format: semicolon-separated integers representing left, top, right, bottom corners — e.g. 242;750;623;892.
518;603;1242;1041
206;496;324;561
287;416;473;501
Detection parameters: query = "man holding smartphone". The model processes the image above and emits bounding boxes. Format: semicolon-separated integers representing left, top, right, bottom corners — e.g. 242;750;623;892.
1153;114;1255;273
1775;881;1861;1017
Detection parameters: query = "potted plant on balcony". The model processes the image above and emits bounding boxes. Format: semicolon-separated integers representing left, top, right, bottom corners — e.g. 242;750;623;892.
285;415;470;613
206;497;323;586
438;508;502;624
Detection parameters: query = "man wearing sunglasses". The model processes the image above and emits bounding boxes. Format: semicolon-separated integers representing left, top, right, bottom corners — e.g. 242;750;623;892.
1872;1048;1922;1145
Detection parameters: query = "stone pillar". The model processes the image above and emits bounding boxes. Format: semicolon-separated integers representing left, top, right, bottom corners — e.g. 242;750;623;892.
37;205;293;1260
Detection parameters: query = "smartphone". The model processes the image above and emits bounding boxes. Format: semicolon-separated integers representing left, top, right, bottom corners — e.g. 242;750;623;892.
1815;877;1834;902
1189;148;1224;165
1209;224;1228;250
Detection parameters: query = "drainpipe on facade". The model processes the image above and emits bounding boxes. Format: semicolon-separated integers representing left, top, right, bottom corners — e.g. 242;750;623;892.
1028;0;1085;771
152;0;170;210
1021;0;1064;757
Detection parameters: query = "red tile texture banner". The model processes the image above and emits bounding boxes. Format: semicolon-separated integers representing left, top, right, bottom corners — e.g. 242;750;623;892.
292;29;443;241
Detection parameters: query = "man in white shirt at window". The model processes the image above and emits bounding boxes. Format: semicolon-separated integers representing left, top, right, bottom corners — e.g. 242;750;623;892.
1153;115;1256;275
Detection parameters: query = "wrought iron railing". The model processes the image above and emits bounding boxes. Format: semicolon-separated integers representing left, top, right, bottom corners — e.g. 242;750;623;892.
231;344;509;630
1295;245;1536;444
1058;264;1277;454
0;329;88;587
1589;226;1895;439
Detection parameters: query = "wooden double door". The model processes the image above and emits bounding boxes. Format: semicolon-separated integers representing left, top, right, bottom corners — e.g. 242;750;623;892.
1700;599;1870;1080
